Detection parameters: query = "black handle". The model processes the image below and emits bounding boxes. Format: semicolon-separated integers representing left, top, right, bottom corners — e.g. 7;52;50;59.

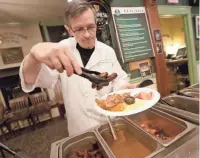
74;67;109;85
158;99;173;107
176;91;193;98
80;67;100;75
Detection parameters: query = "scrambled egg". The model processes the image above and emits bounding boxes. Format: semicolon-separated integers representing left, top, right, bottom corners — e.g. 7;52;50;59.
123;99;148;111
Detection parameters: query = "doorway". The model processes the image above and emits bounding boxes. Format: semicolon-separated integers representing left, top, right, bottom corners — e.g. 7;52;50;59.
159;16;189;92
158;5;198;93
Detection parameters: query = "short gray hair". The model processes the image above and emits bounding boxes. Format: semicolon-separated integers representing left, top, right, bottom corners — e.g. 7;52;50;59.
64;0;96;26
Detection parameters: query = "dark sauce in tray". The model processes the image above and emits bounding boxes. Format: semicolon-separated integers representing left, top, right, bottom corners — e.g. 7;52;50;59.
101;126;155;158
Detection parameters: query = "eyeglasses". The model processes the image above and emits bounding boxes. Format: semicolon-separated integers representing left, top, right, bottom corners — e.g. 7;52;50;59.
70;24;97;35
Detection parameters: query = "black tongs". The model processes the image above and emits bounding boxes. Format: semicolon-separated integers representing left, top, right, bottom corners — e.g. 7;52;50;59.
75;67;109;85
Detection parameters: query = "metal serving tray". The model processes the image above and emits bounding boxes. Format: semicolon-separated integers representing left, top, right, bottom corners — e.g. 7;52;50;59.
180;89;199;100
186;87;199;92
124;108;195;147
162;95;199;114
59;130;112;158
51;137;69;158
184;83;199;92
155;103;199;125
95;118;164;158
164;134;199;158
190;83;199;89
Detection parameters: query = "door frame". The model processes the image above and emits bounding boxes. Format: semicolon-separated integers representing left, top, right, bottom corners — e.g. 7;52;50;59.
158;5;198;84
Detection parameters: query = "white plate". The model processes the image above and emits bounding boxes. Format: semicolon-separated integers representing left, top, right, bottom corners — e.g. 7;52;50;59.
95;88;160;117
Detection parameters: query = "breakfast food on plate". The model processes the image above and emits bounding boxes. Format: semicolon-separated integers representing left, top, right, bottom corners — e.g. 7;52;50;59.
95;91;154;112
95;94;125;111
136;92;152;100
124;97;135;105
95;93;135;112
106;94;124;108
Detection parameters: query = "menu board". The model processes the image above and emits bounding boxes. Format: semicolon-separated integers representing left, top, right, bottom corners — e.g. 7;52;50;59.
111;7;154;63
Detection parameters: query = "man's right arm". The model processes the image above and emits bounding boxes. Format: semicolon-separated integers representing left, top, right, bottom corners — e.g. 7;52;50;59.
22;53;41;85
19;53;60;93
19;42;82;93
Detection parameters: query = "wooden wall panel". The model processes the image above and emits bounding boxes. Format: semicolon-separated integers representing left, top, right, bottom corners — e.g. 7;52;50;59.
143;0;170;97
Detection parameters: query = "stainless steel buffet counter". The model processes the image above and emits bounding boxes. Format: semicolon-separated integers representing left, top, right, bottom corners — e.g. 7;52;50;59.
50;84;199;158
156;84;199;125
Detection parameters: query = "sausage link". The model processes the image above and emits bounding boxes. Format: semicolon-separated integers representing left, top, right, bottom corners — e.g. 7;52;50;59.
99;82;109;87
99;72;108;79
91;83;97;89
107;73;118;81
96;85;103;90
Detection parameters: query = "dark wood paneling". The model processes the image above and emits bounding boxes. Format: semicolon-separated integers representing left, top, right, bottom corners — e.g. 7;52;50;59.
144;0;170;97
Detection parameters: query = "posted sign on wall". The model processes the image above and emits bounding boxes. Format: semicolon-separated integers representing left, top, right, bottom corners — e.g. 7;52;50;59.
111;7;154;63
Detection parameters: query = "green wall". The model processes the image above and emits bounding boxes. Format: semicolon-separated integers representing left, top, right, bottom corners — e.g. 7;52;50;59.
157;0;189;5
110;0;197;6
109;0;142;7
110;0;190;6
191;7;199;61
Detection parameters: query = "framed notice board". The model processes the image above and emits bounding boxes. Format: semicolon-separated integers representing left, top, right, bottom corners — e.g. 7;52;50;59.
111;7;154;63
0;47;24;64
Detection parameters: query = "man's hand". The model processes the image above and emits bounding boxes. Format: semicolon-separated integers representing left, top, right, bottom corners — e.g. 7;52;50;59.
30;42;82;76
125;83;137;89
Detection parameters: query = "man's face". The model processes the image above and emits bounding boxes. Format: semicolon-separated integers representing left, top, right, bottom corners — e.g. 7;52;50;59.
66;8;97;49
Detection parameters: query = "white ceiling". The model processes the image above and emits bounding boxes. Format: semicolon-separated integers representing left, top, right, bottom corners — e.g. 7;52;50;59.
0;0;67;24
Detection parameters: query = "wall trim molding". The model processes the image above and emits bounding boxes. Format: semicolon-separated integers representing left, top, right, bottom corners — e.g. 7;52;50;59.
158;5;191;15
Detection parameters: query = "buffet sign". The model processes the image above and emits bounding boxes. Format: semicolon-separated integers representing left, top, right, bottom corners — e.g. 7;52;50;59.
111;7;154;63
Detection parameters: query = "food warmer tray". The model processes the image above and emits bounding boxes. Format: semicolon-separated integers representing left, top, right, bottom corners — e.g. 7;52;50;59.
59;130;112;158
162;95;199;115
180;89;199;100
155;103;199;125
95;118;164;158
189;83;199;89
163;134;199;158
124;108;195;147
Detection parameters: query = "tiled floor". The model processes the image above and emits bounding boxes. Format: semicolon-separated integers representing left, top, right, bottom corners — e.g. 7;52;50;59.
0;117;69;158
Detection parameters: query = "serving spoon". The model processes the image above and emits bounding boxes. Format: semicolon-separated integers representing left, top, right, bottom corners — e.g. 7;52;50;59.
107;116;118;140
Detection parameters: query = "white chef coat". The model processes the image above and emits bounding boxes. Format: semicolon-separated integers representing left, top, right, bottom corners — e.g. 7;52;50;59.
19;37;128;136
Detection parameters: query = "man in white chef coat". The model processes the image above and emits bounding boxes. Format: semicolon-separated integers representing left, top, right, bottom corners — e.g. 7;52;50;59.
19;0;135;136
